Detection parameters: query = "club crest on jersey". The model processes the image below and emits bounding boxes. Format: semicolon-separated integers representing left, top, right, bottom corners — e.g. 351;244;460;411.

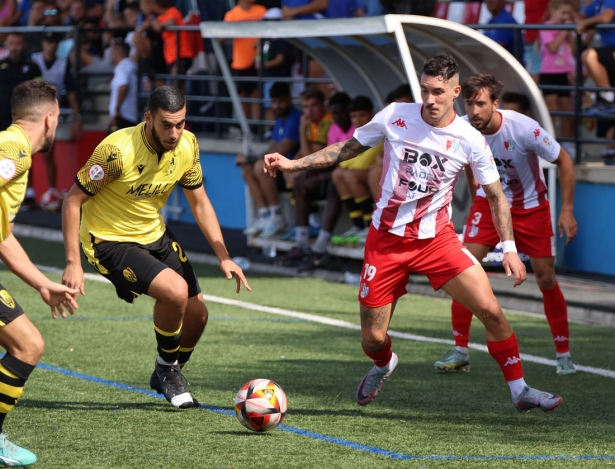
392;118;407;129
468;226;479;238
88;164;105;181
0;159;16;180
504;141;515;151
534;128;541;140
0;290;15;309
543;137;551;146
359;282;369;299
446;139;460;153
123;267;137;282
168;157;176;175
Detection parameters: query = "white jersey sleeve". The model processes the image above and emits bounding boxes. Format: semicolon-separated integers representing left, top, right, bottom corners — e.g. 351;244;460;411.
353;104;392;147
468;134;500;186
522;124;561;164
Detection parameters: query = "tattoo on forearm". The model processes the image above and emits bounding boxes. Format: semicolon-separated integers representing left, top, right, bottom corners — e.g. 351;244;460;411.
360;304;391;331
294;138;370;171
483;181;514;241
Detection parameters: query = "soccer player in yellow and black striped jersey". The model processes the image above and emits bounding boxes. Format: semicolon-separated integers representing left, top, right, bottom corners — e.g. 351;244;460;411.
62;86;250;409
0;80;79;466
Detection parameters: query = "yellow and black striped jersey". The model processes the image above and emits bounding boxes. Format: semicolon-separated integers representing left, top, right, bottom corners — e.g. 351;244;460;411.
76;122;203;245
0;125;32;242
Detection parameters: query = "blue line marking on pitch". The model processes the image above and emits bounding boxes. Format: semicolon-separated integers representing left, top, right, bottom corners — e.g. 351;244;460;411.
35;361;615;462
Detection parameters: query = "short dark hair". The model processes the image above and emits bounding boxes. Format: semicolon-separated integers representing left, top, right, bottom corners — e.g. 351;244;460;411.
269;82;291;99
349;95;373;113
384;90;396;105
501;91;531;114
328;91;351;108
11;80;57;122
113;39;130;58
422;53;459;82
461;74;504;103
155;0;174;8
124;2;140;13
393;84;411;101
148;86;186;114
300;87;325;104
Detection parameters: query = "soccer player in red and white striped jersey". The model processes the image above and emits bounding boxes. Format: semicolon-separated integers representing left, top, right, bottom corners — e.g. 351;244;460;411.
434;74;578;376
264;54;563;413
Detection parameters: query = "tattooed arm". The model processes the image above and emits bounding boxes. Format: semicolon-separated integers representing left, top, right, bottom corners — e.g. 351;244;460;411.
482;180;527;287
263;137;371;176
482;180;514;241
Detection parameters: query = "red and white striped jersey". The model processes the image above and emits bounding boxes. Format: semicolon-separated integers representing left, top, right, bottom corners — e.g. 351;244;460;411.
353;103;499;239
465;110;561;210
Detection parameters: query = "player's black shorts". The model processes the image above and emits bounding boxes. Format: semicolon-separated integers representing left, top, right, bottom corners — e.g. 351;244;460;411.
539;73;571;98
84;229;201;304
0;284;24;326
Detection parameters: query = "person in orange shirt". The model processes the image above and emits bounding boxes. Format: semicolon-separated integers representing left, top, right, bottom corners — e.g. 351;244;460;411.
152;0;195;89
224;0;267;126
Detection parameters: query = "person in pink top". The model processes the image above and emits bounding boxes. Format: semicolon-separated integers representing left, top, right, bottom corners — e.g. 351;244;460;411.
539;0;577;146
264;54;564;414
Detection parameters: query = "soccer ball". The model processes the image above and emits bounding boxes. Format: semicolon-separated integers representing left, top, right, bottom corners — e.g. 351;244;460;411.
234;379;288;432
40;189;63;212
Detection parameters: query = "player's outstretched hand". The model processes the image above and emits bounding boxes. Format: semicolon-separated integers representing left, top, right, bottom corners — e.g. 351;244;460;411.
221;259;251;293
263;153;293;177
557;210;578;245
62;264;86;297
39;281;79;319
502;252;527;287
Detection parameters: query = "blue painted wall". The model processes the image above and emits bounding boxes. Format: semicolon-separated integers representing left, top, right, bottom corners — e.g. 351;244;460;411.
560;182;615;276
171;151;247;230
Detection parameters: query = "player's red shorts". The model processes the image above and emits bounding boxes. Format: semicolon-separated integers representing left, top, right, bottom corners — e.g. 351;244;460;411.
462;196;555;258
359;223;479;308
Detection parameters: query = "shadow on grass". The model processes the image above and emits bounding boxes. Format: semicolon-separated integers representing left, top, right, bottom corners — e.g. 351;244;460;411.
19;399;178;412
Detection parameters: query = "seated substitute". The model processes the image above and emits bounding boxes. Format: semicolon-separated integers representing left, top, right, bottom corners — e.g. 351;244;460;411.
62;86;250;409
237;82;301;239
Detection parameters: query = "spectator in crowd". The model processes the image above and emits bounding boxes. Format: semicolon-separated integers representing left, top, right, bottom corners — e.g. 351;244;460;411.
31;31;83;206
326;0;364;18
290;92;353;269
0;32;41;209
134;0;166;90
0;33;41;132
330;95;380;247
223;0;267;126
391;83;413;103
540;0;576;154
523;0;549;82
62;0;87;26
378;0;434;15
276;86;333;262
85;0;105;21
13;0;32;26
361;0;387;16
108;39;138;132
257;8;294;123
153;0;196;84
281;0;327;20
237;82;301;238
123;2;141;59
26;0;45;26
482;0;524;63
578;0;615;159
0;0;16;32
501;91;531;115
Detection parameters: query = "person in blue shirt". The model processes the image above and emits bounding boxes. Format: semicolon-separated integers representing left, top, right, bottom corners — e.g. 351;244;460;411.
326;0;364;18
281;0;326;20
236;82;302;238
579;0;615;124
482;0;524;63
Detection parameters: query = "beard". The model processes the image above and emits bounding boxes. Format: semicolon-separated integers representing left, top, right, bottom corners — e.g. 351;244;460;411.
471;112;494;132
39;133;55;153
151;124;178;151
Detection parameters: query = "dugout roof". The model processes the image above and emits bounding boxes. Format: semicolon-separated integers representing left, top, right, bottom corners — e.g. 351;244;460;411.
199;14;553;135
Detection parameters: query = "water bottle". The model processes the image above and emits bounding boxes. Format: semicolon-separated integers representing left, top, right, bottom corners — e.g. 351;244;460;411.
262;242;277;258
232;256;251;271
344;271;361;286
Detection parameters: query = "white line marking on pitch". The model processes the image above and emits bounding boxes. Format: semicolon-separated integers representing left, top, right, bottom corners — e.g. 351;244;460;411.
36;264;615;380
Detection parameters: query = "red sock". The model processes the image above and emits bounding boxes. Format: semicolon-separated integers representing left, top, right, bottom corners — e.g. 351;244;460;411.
362;335;392;367
451;300;473;347
541;283;570;353
486;334;524;381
